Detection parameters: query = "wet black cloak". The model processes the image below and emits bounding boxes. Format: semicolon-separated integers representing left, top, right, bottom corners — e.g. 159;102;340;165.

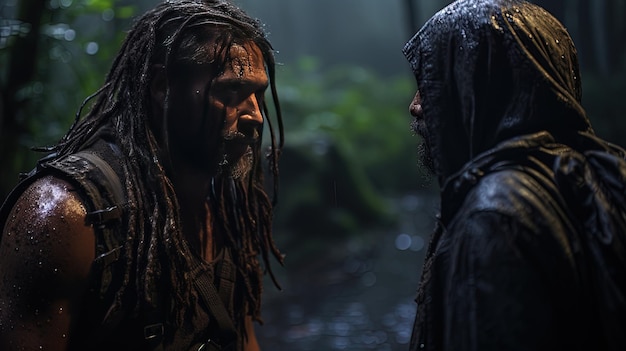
402;1;626;350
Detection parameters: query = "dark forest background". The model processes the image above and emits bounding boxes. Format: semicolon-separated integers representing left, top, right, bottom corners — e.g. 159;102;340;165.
1;0;624;200
1;0;625;349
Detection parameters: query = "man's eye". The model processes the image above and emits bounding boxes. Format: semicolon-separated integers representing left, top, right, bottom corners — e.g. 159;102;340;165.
255;92;265;104
216;89;240;103
228;90;241;99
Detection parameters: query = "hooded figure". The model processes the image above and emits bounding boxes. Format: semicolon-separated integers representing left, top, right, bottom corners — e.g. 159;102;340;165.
403;0;626;350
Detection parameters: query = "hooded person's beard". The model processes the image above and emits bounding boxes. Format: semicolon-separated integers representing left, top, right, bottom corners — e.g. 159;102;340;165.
411;117;436;179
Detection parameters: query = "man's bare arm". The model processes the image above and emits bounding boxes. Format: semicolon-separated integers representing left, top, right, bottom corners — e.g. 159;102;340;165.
0;176;95;351
244;315;260;351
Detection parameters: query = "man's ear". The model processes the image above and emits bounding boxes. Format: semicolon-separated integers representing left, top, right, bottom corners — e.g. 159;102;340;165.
150;64;167;110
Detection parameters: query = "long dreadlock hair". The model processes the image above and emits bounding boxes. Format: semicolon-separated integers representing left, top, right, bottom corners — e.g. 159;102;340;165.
50;0;284;340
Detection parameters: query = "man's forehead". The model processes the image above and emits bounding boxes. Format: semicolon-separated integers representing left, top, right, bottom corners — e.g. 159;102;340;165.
228;43;263;68
229;42;260;57
182;38;262;66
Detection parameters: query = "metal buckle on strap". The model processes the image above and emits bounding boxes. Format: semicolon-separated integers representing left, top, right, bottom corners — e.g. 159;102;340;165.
144;323;164;340
197;338;236;351
85;205;121;226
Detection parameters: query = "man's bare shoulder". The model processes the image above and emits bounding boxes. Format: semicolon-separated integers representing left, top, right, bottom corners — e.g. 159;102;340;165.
0;175;96;351
0;174;95;292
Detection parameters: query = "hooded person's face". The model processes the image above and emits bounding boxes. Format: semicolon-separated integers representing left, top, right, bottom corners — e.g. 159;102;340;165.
403;0;591;186
409;90;436;176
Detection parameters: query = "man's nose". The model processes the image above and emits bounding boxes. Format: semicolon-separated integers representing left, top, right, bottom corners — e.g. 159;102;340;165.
409;91;423;117
238;93;264;126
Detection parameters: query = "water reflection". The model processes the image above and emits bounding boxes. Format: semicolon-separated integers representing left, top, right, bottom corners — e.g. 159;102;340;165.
258;191;437;350
261;296;416;350
395;233;425;252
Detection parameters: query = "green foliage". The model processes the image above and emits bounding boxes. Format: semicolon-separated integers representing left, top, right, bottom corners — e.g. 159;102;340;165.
275;57;429;196
0;0;143;198
268;58;433;265
582;67;626;146
1;0;138;148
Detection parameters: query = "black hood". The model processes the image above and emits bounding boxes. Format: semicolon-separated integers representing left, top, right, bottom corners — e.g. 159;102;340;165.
403;0;593;183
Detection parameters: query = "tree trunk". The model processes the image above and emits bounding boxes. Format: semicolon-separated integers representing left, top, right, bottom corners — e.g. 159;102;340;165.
0;0;46;199
590;0;610;75
607;0;626;71
404;0;418;36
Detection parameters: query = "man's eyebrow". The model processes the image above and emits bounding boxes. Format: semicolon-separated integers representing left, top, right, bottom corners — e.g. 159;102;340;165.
213;78;269;90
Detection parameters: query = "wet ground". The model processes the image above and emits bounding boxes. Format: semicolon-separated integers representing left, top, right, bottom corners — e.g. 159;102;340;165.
257;191;438;350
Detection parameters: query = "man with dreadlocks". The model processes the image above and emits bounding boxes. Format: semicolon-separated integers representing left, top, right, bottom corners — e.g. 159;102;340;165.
403;0;626;350
0;0;284;350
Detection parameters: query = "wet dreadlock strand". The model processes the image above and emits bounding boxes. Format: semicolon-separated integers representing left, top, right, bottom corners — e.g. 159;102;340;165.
207;173;266;322
245;30;283;293
44;0;284;345
260;48;283;209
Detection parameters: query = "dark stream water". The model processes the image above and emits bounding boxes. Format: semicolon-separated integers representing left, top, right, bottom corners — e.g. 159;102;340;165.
257;191;438;350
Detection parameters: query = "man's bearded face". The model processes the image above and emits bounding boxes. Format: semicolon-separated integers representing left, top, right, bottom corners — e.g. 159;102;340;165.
165;41;268;179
